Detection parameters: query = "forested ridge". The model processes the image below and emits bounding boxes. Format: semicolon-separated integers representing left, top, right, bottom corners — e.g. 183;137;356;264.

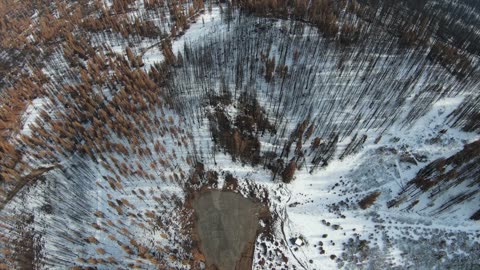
0;0;479;269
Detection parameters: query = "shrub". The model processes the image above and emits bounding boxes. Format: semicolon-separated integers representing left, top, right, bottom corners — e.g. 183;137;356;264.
358;191;381;209
281;160;297;183
470;209;480;221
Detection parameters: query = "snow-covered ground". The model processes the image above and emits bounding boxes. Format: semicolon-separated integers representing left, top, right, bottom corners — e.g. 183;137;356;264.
3;2;479;269
142;6;226;70
283;94;479;269
186;91;479;269
19;98;48;136
161;7;479;269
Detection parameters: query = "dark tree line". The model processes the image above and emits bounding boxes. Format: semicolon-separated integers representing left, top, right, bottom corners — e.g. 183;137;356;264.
166;11;475;176
390;139;480;217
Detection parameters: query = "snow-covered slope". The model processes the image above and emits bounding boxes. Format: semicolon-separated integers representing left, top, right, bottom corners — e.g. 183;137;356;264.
1;1;479;269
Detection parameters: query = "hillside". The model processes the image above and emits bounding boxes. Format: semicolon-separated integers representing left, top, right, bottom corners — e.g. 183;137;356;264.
0;0;479;269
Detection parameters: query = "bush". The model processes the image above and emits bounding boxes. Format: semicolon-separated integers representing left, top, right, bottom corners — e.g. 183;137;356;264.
281;160;297;183
470;209;480;221
358;191;381;209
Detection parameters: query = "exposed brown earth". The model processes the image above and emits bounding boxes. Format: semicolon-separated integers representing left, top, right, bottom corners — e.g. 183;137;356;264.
192;190;266;270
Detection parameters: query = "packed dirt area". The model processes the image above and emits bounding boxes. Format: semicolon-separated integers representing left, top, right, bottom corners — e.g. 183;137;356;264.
192;190;263;270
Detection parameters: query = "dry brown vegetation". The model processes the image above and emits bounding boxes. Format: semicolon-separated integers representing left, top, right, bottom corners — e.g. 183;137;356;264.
208;92;275;166
0;0;478;268
388;140;480;214
235;0;342;38
0;0;206;268
234;0;476;77
358;191;381;209
281;160;297;183
409;140;480;192
0;76;46;206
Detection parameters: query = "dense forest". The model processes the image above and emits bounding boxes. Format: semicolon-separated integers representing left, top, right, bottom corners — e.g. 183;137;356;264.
0;0;479;269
